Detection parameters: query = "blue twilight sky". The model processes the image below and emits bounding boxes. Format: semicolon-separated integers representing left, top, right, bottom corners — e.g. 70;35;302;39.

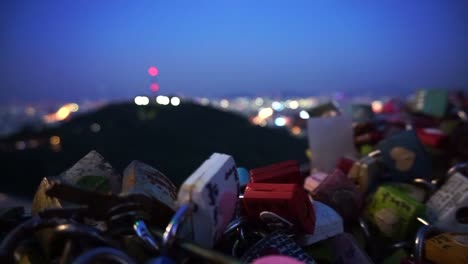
1;0;467;103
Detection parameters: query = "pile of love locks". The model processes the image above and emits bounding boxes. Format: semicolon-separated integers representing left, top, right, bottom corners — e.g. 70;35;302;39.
1;89;468;264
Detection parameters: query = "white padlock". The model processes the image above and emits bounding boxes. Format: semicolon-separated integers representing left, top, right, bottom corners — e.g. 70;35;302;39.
426;172;468;232
177;153;240;248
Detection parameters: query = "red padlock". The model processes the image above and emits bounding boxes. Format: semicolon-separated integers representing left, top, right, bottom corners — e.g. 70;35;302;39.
243;183;315;233
308;169;363;224
336;157;356;176
416;128;448;148
250;160;302;184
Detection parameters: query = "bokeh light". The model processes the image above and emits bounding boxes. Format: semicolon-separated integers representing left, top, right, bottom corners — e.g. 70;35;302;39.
150;83;160;92
171;97;181;106
299;110;310;119
148;66;159;77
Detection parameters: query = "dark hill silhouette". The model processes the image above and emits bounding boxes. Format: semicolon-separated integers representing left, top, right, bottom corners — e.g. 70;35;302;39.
0;102;308;197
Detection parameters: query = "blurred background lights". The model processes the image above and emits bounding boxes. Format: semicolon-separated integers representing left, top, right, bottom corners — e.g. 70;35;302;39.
288;100;299;109
49;136;61;145
220;99;229;109
56;106;71;120
170;97;180;106
271;101;284;111
372;100;383;113
69;103;79;112
90;123;101;133
134;96;149;106
274;117;287;126
150;83;160;92
299;110;310;119
15;141;26;150
148;66;159;77
258;107;274;119
156;95;170;105
254;97;264;106
291;126;302;135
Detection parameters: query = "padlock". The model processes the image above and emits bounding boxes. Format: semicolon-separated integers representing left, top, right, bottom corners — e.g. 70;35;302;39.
177;153;239;248
58;150;122;193
122;161;177;216
424;233;468;264
297;201;344;246
249;160;302;184
382;98;405;114
307;114;357;172
411;89;449;118
350;104;375;123
236;167;250;190
425;167;468;232
307;169;363;224
243;183;315;233
377;130;431;181
347;151;382;194
336;156;356;176
251;255;305;264
389;178;436;204
328;233;374;264
240;230;316;264
367;184;426;240
355;131;385;146
415;128;448;149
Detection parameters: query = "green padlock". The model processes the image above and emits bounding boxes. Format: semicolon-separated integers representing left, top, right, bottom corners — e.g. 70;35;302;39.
367;184;426;240
412;89;449;118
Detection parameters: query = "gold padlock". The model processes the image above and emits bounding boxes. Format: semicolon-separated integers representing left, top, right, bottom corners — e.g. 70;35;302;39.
424;233;468;264
348;150;381;194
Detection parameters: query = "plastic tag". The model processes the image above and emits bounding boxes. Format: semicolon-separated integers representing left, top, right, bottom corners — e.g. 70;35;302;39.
307;115;357;173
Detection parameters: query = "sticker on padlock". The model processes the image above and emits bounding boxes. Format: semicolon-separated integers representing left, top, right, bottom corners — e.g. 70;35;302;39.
347;152;381;194
122;161;177;211
328;232;374;264
241;230;316;264
412;89;449;118
424;233;468;264
58;150;122;193
426;171;468;232
243;183;315;233
297;201;344;246
367;185;426;240
308;169;363;224
250;160;302;184
377;131;431;181
177;153;239;248
307;115;357;173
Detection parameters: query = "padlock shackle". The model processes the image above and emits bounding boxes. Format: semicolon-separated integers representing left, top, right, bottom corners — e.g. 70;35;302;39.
413;225;440;264
162;203;193;255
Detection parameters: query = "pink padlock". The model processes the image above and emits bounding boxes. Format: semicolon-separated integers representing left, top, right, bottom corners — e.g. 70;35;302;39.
251;255;305;264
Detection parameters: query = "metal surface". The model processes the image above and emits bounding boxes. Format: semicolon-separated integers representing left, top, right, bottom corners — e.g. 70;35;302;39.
162;204;193;255
414;225;440;264
133;220;160;252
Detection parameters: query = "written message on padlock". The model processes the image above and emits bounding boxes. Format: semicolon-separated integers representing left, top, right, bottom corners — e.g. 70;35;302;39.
426;172;468;232
178;153;239;248
425;233;468;264
367;185;426;240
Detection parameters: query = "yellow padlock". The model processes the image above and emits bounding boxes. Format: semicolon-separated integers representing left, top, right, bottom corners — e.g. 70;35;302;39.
424;233;468;264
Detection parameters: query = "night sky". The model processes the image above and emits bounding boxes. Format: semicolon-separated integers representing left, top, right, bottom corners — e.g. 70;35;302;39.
1;1;467;103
